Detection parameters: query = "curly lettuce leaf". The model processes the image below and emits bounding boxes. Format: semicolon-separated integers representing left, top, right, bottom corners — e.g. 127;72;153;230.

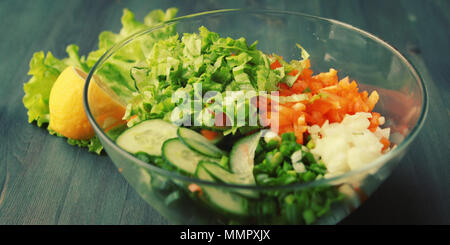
68;136;103;155
23;45;104;153
48;128;104;154
23;51;61;127
23;45;86;127
23;8;178;154
86;8;178;102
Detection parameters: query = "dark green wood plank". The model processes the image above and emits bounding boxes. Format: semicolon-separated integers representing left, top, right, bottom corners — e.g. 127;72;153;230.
342;52;450;224
118;185;168;225
340;0;450;224
0;0;131;225
55;154;128;225
403;0;450;108
0;0;88;225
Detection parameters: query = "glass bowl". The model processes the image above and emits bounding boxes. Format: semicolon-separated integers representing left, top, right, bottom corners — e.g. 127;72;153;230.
83;9;427;225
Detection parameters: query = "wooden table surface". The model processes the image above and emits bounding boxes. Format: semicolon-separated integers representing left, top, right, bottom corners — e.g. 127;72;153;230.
0;0;449;225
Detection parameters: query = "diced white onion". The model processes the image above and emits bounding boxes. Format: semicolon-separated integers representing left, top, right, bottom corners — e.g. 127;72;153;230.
263;130;281;144
308;112;390;177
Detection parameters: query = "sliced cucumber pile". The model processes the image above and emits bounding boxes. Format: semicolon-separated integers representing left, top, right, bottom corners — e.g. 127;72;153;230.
199;161;257;198
116;119;178;156
116;119;266;216
162;138;218;175
229;131;263;185
177;127;225;158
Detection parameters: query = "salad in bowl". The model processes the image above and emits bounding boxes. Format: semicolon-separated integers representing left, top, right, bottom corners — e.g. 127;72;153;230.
81;9;426;224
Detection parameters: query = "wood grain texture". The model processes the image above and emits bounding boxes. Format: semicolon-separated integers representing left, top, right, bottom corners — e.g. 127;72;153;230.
0;0;448;225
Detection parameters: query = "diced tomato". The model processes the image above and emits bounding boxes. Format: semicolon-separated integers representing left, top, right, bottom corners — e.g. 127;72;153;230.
291;80;308;93
270;59;282;70
288;69;299;76
313;68;338;86
368;112;381;132
306;111;326;126
303;59;311;69
278;83;290;90
273;112;292;127
270;63;384;145
278;83;294;96
299;68;313;79
200;129;219;141
188;184;202;195
293;123;301;144
307;99;333;115
314;81;326;92
279;90;294;96
126;115;138;123
325;110;344;123
380;137;390;151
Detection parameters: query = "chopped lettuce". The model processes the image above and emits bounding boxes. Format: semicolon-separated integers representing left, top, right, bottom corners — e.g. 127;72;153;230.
126;26;286;134
273;43;310;87
23;8;178;154
86;8;178;102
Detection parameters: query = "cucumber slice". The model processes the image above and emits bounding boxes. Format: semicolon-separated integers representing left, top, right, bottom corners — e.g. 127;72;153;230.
229;131;263;184
199;161;258;198
196;165;248;216
162;138;218;175
201;161;251;184
177;128;225;158
116;119;178;156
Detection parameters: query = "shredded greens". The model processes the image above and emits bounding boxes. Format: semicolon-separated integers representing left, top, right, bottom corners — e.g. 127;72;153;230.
125;26;310;135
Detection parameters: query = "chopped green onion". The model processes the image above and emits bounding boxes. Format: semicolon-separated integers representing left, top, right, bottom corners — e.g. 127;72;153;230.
302;151;316;164
281;132;296;142
302;209;316;225
306;140;315;149
269;151;284;168
265;139;280;150
135;152;151;163
256;173;269;183
219;155;229;170
301;171;316;182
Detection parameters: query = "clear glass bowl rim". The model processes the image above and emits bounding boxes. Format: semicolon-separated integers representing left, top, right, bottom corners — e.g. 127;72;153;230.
83;9;428;191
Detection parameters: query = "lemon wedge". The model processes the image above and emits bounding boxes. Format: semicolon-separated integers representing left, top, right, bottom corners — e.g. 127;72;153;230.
49;66;126;140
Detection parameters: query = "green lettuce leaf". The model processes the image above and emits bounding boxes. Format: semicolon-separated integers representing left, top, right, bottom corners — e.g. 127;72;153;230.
279;43;310;87
23;45;103;153
68;136;103;155
23;45;86;127
86;8;178;102
23;8;178;154
49;128;104;154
